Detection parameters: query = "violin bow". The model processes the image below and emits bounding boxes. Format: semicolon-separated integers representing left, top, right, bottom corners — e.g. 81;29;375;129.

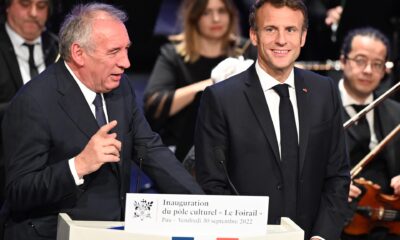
351;124;400;179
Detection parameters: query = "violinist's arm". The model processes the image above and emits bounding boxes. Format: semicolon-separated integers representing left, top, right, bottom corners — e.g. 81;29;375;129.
391;175;400;195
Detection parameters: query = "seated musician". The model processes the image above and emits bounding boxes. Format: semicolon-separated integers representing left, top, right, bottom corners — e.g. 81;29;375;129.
338;27;400;239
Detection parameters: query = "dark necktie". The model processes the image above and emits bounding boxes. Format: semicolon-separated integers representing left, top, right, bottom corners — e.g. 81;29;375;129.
93;93;107;126
351;104;371;162
273;84;299;220
23;43;39;79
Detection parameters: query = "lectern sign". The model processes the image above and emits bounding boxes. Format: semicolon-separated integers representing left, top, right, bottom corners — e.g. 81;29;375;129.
125;194;269;238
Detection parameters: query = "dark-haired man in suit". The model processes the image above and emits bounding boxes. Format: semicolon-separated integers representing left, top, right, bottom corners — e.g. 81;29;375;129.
339;27;400;240
0;0;58;211
195;0;350;239
0;0;58;117
1;3;203;240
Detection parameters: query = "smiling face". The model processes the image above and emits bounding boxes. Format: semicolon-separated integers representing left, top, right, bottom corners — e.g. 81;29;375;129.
79;17;131;93
249;3;306;81
197;0;230;41
6;0;49;41
341;35;387;102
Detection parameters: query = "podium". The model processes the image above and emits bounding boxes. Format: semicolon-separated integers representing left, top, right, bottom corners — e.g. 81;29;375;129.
57;213;304;240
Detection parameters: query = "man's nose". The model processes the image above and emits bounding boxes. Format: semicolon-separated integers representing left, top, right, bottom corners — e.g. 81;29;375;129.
363;62;373;74
28;5;38;17
275;31;287;46
118;52;131;69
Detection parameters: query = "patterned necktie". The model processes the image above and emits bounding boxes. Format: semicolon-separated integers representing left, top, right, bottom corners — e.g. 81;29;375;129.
93;93;106;126
23;43;39;79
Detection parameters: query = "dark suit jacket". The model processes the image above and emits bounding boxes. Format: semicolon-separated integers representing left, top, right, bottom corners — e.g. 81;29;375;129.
1;61;203;240
195;65;350;240
343;97;400;183
0;23;59;208
0;23;59;118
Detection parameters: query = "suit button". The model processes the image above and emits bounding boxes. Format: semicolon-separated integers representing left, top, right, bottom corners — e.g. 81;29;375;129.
120;196;125;201
277;184;283;190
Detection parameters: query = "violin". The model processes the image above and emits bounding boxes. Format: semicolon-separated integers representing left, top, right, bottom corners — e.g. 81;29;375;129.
343;178;400;235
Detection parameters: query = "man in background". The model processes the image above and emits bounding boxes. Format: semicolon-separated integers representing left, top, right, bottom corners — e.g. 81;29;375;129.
0;0;58;118
0;0;58;210
339;27;400;240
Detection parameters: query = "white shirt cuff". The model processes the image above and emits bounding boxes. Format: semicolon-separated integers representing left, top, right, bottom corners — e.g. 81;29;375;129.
311;236;325;240
68;158;84;185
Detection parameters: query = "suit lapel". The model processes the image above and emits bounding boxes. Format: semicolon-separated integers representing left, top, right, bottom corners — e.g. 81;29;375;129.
244;66;280;164
104;88;125;176
55;62;99;139
294;69;311;175
342;109;358;140
0;24;24;89
375;103;397;174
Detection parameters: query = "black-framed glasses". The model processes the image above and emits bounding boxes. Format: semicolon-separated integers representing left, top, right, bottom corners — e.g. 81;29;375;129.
345;56;386;73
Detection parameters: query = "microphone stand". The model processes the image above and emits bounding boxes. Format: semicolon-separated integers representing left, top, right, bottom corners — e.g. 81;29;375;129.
343;81;400;129
214;146;240;195
135;145;146;193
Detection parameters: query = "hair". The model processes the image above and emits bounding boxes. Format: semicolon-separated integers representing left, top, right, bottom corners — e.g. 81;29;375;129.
58;3;127;61
174;0;240;63
341;27;391;61
4;0;53;16
249;0;308;31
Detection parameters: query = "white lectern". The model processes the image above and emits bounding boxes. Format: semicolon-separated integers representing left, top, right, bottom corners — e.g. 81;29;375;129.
56;213;304;240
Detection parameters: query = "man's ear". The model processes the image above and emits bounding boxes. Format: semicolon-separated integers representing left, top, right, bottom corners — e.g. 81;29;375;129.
340;54;346;69
70;43;85;66
249;28;258;46
300;30;307;47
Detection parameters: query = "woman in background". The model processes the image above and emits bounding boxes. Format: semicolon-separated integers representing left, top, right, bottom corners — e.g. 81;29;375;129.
144;0;255;161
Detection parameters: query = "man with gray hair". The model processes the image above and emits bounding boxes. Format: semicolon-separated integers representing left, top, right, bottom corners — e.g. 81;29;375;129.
1;3;203;240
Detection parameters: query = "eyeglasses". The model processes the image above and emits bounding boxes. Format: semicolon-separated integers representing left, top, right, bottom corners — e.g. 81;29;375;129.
345;56;386;73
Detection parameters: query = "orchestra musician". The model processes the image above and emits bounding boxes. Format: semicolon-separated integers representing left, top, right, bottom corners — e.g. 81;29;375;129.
338;27;400;240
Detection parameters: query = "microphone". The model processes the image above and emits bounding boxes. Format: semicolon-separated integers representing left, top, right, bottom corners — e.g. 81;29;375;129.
214;146;240;195
135;144;147;193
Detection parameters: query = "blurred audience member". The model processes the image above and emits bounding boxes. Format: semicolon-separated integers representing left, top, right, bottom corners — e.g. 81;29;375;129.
144;0;255;161
0;0;58;209
0;0;58;117
325;0;399;60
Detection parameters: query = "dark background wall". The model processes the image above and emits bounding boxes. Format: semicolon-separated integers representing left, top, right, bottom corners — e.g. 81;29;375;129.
1;0;166;74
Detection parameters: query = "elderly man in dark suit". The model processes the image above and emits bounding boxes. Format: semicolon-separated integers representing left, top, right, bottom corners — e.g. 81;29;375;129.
195;0;350;239
1;3;203;240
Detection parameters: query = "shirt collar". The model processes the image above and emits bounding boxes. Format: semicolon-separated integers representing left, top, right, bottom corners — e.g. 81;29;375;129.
5;22;42;48
255;60;295;92
64;61;97;106
338;79;373;107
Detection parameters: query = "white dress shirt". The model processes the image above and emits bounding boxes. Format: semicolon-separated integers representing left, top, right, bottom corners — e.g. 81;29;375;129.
338;79;377;149
5;23;45;84
255;60;299;157
64;62;109;185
